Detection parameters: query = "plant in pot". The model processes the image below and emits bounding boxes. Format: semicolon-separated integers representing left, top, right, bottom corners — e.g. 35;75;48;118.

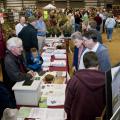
58;15;72;37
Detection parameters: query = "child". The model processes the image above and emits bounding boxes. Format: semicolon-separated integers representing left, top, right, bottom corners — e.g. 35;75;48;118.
27;48;43;72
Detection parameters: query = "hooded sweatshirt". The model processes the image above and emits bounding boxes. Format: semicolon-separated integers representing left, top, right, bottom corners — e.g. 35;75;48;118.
64;69;106;120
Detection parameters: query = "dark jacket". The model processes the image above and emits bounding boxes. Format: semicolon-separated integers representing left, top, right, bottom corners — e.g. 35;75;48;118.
18;23;38;51
94;15;102;25
4;50;32;89
73;47;79;70
0;25;5;59
0;82;16;119
73;46;85;70
64;69;106;120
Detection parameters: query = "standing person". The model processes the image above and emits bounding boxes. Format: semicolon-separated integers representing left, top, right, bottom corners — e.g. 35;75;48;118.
15;16;26;36
105;14;116;42
0;73;16;119
101;9;108;33
71;13;75;33
0;23;6;82
89;20;102;44
94;13;102;31
82;12;89;28
71;32;84;71
74;10;82;32
13;9;19;23
68;13;75;34
35;12;46;51
79;30;111;72
4;37;35;90
18;16;38;64
64;51;106;120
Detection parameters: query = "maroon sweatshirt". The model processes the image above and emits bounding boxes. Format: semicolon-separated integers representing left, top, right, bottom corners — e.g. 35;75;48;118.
64;69;106;120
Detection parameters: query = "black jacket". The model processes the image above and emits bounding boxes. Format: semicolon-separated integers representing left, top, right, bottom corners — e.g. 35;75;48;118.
18;23;38;51
0;82;16;119
4;50;32;89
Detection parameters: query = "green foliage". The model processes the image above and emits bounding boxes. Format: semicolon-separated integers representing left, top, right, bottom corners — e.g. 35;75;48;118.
45;12;72;37
58;15;68;27
2;21;15;40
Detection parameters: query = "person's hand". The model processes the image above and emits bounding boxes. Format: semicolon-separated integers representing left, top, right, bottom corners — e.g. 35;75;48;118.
27;70;36;77
72;66;76;74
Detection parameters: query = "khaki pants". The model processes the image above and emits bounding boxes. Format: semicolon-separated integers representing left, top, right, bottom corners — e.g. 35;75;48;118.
37;36;46;51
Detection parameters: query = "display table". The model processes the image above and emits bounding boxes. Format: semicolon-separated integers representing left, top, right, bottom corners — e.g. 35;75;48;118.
17;107;66;120
12;37;70;120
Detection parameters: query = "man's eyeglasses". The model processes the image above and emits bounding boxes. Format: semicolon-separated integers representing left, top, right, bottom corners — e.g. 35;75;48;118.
16;45;23;49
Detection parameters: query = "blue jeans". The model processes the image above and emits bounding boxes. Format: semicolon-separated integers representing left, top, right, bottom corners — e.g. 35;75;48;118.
75;24;80;32
106;28;113;40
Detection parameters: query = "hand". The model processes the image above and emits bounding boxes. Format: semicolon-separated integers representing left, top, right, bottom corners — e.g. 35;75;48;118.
72;66;76;74
27;70;36;77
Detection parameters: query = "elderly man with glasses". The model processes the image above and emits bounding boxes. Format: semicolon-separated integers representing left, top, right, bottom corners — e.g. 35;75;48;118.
4;37;35;91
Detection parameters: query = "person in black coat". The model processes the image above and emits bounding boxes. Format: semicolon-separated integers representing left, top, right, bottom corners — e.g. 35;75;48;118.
4;37;35;90
0;81;16;119
18;16;38;64
0;65;16;119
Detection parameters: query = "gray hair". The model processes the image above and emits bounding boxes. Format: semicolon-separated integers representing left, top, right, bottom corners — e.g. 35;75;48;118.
71;32;83;40
7;37;22;50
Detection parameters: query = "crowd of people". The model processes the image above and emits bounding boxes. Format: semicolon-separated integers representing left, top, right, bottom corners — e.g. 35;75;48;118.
0;6;118;120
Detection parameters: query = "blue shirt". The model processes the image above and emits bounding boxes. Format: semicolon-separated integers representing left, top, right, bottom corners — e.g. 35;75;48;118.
105;17;116;28
35;20;46;36
27;52;43;71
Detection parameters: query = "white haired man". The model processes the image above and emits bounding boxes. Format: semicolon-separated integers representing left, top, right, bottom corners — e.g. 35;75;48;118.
4;37;35;90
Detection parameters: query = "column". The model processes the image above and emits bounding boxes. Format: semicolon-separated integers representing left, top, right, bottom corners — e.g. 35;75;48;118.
52;0;55;6
67;0;70;9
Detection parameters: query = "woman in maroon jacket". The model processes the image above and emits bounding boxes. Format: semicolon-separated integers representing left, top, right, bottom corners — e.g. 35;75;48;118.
0;24;5;59
64;51;106;120
0;23;6;81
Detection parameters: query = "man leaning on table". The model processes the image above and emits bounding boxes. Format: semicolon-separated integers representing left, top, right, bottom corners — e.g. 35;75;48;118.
4;37;36;91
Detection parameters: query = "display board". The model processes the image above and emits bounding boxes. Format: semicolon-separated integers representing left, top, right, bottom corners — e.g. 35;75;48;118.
106;66;120;120
111;66;120;113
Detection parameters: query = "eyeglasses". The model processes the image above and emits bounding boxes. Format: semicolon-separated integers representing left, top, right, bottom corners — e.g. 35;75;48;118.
74;38;83;41
82;37;89;41
16;45;23;49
